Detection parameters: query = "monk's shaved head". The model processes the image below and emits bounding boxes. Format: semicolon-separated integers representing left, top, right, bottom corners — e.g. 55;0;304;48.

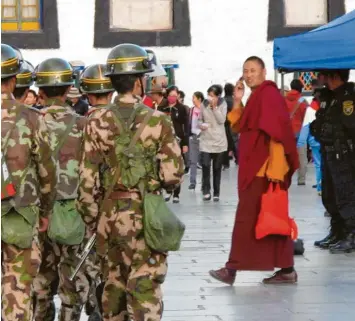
243;56;266;90
244;56;266;69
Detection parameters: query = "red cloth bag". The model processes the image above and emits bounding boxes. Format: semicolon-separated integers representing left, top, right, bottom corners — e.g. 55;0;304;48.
255;183;298;240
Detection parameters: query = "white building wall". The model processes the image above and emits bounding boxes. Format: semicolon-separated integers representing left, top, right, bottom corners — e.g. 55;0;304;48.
21;0;355;104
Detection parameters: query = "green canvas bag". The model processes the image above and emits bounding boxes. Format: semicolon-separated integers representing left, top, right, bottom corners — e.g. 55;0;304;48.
143;192;185;252
1;204;38;249
107;105;185;253
47;200;85;245
47;115;85;245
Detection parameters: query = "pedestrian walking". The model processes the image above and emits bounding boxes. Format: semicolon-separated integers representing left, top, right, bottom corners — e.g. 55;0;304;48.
209;56;299;285
199;85;228;201
188;91;204;190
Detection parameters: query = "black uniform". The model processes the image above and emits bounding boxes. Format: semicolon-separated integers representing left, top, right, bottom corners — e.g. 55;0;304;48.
311;82;355;253
158;102;189;201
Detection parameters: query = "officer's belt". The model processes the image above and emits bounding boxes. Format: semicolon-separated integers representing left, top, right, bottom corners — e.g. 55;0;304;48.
109;191;141;200
324;144;350;153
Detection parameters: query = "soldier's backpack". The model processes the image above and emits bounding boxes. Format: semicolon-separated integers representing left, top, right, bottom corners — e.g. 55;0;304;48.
105;104;185;253
1;107;39;249
47;115;86;245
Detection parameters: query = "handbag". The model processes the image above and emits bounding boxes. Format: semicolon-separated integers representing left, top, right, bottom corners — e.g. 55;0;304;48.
255;183;298;240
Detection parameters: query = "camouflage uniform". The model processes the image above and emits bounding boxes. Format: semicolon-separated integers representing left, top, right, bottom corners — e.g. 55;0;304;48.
80;63;115;319
77;44;184;321
1;42;57;321
31;58;89;321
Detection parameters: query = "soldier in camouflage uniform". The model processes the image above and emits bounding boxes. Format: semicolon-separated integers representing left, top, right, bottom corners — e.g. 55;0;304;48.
32;58;89;321
77;43;184;321
13;59;35;103
80;63;115;112
80;63;115;320
1;44;57;321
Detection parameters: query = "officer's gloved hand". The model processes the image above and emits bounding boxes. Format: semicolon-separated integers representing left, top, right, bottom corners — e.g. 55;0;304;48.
309;120;317;137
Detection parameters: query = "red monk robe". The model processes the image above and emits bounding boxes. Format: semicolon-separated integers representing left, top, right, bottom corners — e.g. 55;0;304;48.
210;80;299;284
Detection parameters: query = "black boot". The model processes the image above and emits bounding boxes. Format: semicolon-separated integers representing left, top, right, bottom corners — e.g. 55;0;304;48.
318;235;339;249
314;233;334;247
329;232;355;254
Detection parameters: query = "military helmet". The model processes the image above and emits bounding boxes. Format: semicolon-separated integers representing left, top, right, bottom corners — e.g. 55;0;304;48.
105;43;153;77
1;44;22;79
11;45;24;62
16;60;35;88
145;49;166;78
35;58;74;87
80;64;114;94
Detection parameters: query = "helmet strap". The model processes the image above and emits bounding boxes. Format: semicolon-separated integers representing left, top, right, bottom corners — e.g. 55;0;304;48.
139;77;145;98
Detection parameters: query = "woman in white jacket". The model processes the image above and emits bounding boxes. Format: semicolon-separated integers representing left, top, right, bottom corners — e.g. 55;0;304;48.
199;85;228;201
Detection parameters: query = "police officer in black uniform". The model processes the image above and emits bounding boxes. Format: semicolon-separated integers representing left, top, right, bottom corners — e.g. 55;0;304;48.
311;69;355;254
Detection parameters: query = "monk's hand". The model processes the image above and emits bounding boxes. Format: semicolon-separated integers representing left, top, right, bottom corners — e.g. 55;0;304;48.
269;178;282;183
234;77;245;102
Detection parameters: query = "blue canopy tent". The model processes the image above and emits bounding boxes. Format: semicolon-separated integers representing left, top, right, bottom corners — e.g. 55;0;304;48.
273;10;355;72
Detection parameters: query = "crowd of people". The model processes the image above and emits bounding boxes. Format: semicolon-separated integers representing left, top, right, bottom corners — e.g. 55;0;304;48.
1;40;355;321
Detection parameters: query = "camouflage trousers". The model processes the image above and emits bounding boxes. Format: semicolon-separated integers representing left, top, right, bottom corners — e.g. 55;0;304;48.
1;236;41;321
33;233;99;321
97;197;168;321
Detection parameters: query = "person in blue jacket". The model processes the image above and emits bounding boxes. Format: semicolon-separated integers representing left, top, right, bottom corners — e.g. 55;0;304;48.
297;91;322;194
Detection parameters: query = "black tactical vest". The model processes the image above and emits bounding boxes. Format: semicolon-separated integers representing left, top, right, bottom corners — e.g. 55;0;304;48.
320;83;355;147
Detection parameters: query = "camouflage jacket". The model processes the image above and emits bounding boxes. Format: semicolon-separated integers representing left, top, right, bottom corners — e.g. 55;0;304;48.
77;97;184;230
1;92;57;216
42;99;87;201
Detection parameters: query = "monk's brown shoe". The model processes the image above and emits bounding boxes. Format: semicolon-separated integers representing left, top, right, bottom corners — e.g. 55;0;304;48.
262;270;298;284
209;268;236;285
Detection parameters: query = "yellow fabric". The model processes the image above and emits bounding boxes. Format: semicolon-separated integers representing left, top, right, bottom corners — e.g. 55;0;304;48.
257;141;289;181
227;107;244;133
227;106;289;182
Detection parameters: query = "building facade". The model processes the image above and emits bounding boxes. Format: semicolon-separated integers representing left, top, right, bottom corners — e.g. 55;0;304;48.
2;0;355;103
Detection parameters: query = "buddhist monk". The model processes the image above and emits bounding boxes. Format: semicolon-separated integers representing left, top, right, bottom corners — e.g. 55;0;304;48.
209;56;299;285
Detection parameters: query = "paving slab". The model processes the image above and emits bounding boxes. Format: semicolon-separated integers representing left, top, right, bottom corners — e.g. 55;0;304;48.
54;165;355;320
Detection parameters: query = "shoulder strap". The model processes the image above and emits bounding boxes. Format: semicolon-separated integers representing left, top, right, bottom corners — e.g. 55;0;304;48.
52;115;78;159
103;107;154;202
290;99;303;119
128;108;154;150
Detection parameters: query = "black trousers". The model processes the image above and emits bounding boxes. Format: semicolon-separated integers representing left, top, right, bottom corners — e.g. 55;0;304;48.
201;152;223;196
171;140;188;198
322;151;355;235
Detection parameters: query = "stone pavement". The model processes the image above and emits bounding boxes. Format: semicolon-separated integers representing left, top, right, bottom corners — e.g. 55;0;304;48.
55;165;355;321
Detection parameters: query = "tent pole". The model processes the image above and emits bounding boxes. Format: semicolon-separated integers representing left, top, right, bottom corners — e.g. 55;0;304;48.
281;72;285;90
274;69;279;87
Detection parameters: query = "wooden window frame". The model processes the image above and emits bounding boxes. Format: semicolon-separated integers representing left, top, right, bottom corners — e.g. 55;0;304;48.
94;0;191;48
1;0;60;49
1;1;18;20
267;0;345;41
20;0;39;20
